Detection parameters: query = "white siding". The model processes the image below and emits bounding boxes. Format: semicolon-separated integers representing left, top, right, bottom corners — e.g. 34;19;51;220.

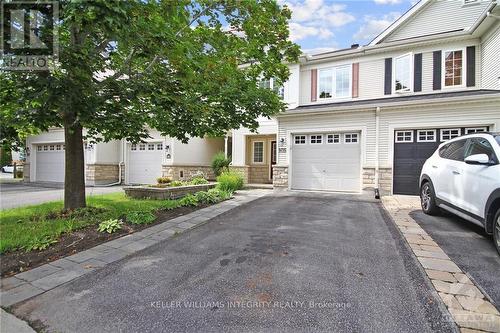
384;0;490;43
277;111;376;166
481;21;500;89
277;99;500;170
297;39;481;107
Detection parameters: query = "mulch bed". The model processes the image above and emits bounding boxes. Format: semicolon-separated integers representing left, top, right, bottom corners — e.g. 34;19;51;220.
1;204;210;278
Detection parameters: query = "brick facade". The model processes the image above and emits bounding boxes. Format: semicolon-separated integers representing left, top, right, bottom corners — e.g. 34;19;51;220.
162;165;216;181
272;166;288;188
362;167;392;195
86;164;121;185
229;166;249;184
22;163;30;182
248;165;271;184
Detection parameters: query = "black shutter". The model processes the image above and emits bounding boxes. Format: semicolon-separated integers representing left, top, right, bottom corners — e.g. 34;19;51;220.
384;58;392;95
466;46;475;87
433;51;441;90
414;53;422;92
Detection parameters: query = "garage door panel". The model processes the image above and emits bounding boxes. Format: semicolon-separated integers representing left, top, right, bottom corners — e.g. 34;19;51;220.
128;143;163;184
35;144;65;183
291;133;361;192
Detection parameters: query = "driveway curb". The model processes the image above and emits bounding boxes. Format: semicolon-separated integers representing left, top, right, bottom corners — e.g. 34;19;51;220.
383;195;500;333
0;189;271;308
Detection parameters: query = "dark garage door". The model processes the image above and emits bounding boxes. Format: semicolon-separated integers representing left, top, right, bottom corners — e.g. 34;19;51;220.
393;127;488;195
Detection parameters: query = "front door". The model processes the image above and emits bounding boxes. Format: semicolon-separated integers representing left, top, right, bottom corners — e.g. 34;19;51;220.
270;141;277;180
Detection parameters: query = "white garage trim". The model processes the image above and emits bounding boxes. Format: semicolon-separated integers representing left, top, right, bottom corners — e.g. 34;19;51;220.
285;126;365;193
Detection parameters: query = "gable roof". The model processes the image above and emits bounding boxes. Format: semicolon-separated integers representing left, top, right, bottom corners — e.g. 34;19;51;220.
369;0;431;46
369;0;494;46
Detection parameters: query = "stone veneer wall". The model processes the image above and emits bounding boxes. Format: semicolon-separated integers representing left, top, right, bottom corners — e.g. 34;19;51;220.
229;166;249;184
248;165;271;184
23;163;30;182
362;167;392;195
162;165;216;181
272;166;288;188
86;164;120;185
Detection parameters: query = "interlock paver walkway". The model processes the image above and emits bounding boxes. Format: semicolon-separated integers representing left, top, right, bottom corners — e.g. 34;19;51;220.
0;189;271;307
383;195;500;333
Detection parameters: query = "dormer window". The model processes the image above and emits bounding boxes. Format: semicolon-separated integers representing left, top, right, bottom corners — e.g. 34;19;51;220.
394;53;412;93
318;65;351;100
443;50;464;87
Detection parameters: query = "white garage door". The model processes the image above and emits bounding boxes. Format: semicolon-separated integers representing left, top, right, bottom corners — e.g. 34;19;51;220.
128;142;163;184
35;143;65;182
291;133;361;192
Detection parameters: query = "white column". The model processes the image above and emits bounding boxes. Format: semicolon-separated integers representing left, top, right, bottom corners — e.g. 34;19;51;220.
224;137;228;157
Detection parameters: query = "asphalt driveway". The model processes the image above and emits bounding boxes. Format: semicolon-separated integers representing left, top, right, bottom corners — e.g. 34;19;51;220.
0;182;123;209
411;210;500;309
12;193;455;332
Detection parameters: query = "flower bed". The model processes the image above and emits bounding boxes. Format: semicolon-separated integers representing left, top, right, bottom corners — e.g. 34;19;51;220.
124;183;217;200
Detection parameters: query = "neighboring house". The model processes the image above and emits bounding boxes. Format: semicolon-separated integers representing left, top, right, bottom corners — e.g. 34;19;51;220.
231;0;500;195
24;128;224;185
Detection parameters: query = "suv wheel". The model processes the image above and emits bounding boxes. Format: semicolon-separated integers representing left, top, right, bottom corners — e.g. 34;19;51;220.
420;182;440;215
494;209;500;256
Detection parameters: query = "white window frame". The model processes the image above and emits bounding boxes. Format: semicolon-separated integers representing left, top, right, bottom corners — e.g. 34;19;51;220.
37;145;42;152
148;143;155;151
157;143;163;150
465;127;487;134
440;128;461;142
326;134;340;144
252;141;265;164
344;133;359;144
310;134;323;144
395;130;414;143
417;129;436;143
130;143;137;151
393;53;413;93
259;78;285;99
317;64;352;100
442;48;466;88
294;135;306;145
139;143;146;151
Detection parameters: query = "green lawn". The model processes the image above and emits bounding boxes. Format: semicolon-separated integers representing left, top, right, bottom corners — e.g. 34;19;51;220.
0;192;180;254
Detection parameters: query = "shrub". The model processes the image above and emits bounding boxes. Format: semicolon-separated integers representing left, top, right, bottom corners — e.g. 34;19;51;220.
170;180;184;187
126;211;156;225
216;171;244;192
209;188;232;201
97;219;123;233
190;176;209;185
157;177;172;184
15;170;23;179
178;194;198;207
24;235;58;252
211;152;231;177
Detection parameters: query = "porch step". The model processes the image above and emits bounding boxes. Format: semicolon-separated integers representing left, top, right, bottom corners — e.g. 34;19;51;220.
244;183;273;190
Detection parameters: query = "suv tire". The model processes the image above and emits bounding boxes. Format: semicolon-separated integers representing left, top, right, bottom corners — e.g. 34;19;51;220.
420;181;440;216
494;209;500;256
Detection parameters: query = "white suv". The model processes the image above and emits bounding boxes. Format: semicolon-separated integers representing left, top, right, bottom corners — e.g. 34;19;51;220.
419;132;500;254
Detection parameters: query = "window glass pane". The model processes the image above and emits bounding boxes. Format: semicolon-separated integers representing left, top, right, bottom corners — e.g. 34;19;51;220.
442;140;466;161
310;135;322;144
444;50;463;87
465;138;496;162
148;144;155;150
395;54;411;92
319;69;333;99
259;79;271;89
157;143;163;150
335;67;350;98
139;144;146;150
253;142;264;163
294;135;306;144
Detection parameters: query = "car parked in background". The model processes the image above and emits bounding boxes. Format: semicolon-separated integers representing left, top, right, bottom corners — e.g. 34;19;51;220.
419;133;500;255
1;165;23;173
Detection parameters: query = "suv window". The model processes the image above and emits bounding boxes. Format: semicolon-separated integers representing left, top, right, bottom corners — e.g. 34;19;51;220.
465;138;498;163
439;139;467;161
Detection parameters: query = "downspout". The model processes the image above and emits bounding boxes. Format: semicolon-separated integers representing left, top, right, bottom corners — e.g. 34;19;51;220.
374;106;381;199
93;139;124;187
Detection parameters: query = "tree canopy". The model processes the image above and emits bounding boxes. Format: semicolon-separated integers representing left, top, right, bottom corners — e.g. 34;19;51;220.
0;0;300;209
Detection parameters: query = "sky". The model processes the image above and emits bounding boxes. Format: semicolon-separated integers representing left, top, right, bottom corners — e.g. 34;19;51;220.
280;0;418;55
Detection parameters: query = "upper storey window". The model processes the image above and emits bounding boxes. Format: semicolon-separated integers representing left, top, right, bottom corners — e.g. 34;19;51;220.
394;53;412;93
259;78;284;99
443;50;464;87
318;65;351;100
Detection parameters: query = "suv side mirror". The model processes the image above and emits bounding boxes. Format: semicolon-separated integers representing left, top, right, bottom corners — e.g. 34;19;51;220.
465;154;490;165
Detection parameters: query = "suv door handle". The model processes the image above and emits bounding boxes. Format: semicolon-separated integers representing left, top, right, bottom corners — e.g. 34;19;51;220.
452;170;461;175
432;165;438;169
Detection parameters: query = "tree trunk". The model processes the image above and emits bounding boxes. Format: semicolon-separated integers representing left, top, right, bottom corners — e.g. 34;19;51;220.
63;116;86;210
